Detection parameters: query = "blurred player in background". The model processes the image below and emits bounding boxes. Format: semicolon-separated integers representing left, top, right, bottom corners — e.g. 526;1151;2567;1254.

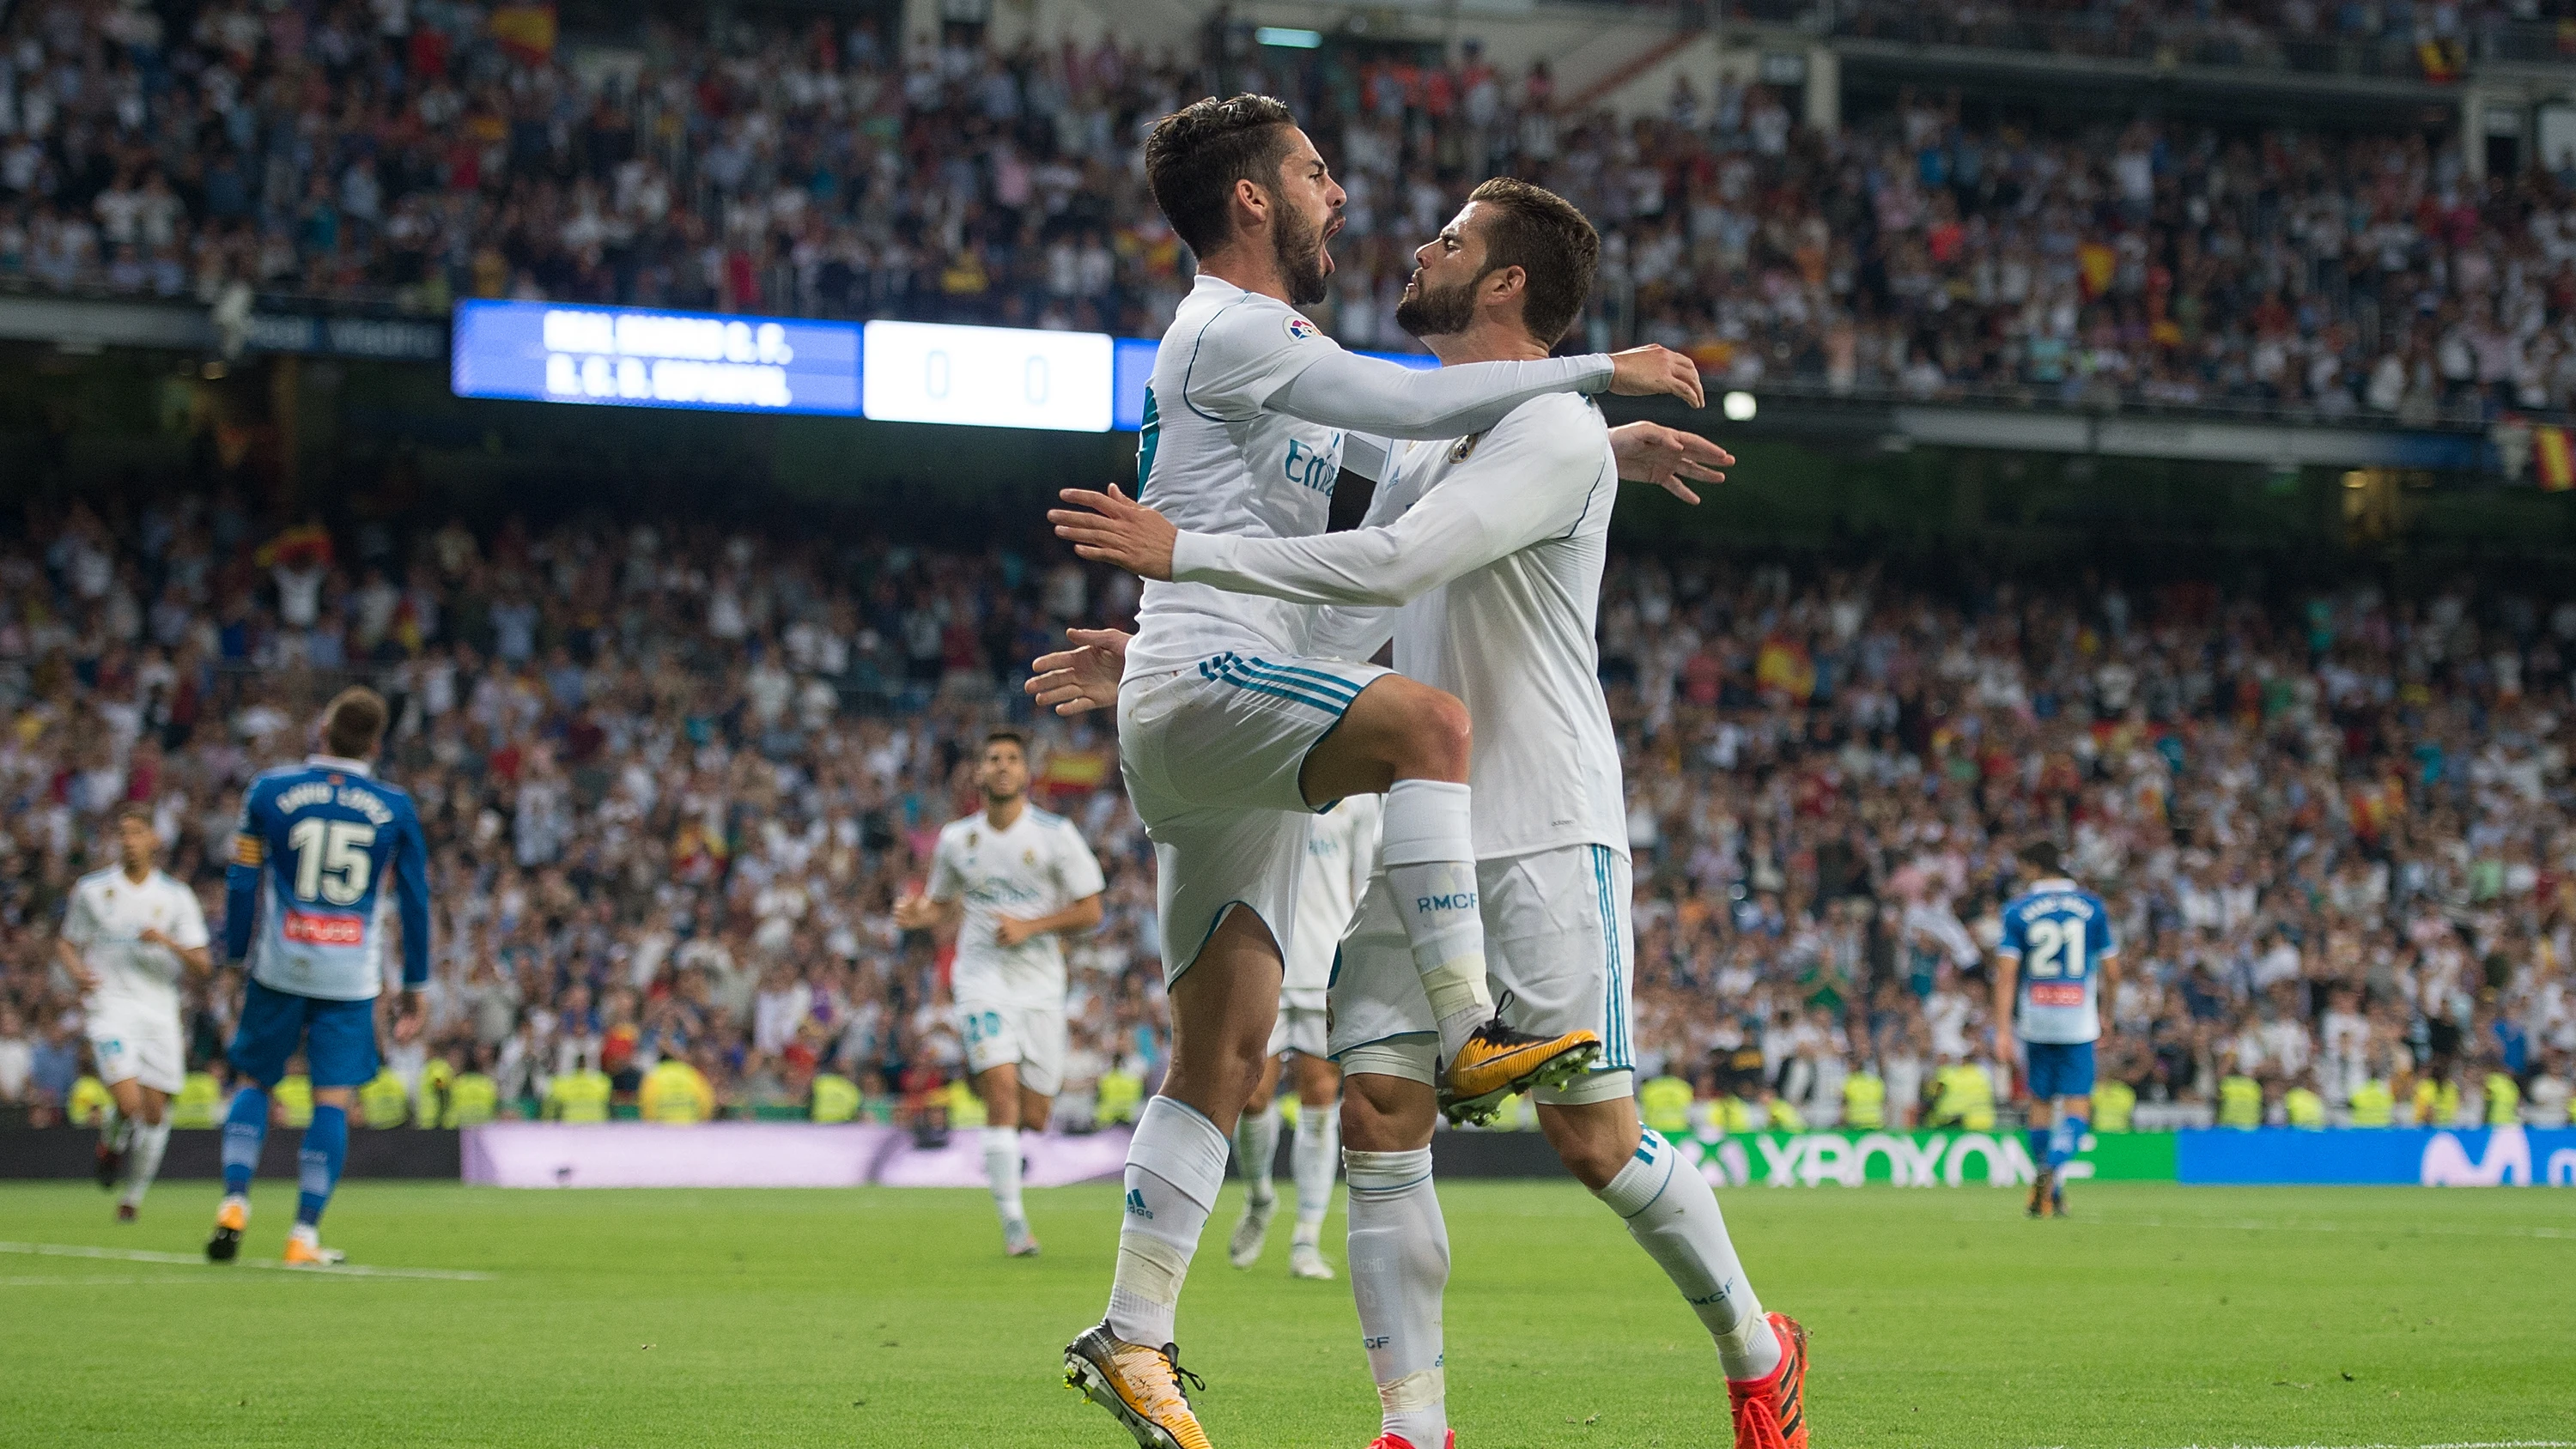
60;801;211;1222
210;688;430;1267
1991;840;2118;1220
896;730;1105;1258
1045;91;1701;1449
1229;792;1377;1281
1052;179;1805;1449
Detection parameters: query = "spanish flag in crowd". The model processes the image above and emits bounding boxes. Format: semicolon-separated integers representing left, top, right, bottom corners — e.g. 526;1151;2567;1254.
489;3;557;63
2536;425;2576;491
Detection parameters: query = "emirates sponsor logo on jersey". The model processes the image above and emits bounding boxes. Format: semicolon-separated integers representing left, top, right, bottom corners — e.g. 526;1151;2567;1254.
282;911;367;947
2028;983;2086;1007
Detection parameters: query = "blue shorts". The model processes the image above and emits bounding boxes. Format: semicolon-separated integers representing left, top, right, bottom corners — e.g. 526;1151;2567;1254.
2022;1040;2096;1100
228;979;380;1088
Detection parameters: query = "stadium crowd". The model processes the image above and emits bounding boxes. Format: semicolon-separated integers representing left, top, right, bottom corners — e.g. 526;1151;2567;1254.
9;3;2576;425
0;485;2573;1137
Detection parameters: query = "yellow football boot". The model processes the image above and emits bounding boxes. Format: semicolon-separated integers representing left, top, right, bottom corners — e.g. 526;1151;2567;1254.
1064;1324;1212;1449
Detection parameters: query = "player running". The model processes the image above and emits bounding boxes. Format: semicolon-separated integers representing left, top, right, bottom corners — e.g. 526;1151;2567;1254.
1991;840;2117;1219
209;688;430;1268
896;729;1107;1258
1043;92;1704;1449
1229;791;1377;1281
61;801;212;1222
1051;179;1806;1449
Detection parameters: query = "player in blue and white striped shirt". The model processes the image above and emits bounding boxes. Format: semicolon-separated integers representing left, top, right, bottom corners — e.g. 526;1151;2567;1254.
1991;840;2118;1219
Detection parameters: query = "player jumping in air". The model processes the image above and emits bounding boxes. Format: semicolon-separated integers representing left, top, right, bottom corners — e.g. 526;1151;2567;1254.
1991;840;2118;1219
61;801;212;1222
1050;179;1805;1449
1228;791;1377;1282
209;687;430;1267
896;729;1107;1258
1040;92;1704;1449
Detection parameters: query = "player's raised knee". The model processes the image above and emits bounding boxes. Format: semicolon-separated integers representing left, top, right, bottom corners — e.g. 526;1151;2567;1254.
1394;684;1473;778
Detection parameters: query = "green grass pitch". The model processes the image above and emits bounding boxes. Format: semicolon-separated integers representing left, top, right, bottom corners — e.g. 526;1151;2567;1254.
3;1176;2568;1447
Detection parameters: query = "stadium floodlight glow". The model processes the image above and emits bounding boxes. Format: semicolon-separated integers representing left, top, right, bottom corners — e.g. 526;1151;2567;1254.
1255;27;1324;48
1722;391;1757;422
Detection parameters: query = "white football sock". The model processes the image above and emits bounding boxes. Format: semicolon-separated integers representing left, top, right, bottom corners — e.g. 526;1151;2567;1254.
122;1119;170;1209
1103;1095;1228;1348
1595;1128;1781;1382
1381;779;1492;1059
1291;1100;1339;1241
1234;1099;1279;1204
981;1125;1025;1228
1346;1147;1448;1449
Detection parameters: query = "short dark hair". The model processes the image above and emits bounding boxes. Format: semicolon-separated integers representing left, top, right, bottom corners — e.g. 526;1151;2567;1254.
1464;177;1600;345
112;800;154;830
323;686;389;759
1145;94;1300;258
983;729;1027;755
2019;840;2063;874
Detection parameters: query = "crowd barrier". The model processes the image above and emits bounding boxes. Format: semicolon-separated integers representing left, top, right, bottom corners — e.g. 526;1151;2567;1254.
4;1125;2569;1187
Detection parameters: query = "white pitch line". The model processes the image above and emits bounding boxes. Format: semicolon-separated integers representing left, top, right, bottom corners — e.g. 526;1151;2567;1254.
0;1274;276;1287
0;1240;493;1282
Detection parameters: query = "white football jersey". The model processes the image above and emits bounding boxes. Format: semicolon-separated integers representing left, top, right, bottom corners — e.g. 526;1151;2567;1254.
1170;390;1627;862
1285;793;1380;1005
927;806;1106;1010
1125;274;1614;679
63;866;209;1013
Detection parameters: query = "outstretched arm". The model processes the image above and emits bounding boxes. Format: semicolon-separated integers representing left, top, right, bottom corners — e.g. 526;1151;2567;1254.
1267;345;1703;440
1610;421;1730;504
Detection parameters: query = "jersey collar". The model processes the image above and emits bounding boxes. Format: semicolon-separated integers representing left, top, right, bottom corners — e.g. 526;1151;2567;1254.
306;753;375;777
2032;876;2078;892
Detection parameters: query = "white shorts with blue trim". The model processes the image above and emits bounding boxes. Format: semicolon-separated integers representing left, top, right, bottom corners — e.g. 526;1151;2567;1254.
1117;653;1393;985
957;998;1069;1098
1327;842;1636;1106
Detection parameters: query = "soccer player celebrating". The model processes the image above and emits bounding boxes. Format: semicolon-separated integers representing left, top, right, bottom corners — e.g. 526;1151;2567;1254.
209;687;431;1267
895;729;1106;1258
1046;92;1703;1449
60;801;211;1222
1991;840;2118;1219
1229;791;1377;1281
1049;179;1806;1449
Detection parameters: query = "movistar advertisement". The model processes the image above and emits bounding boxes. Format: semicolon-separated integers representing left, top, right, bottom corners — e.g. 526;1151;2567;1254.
2177;1125;2576;1186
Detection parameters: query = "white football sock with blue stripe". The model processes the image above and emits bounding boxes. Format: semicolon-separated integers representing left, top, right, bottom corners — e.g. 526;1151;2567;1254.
1104;1096;1228;1348
1382;779;1492;1059
1596;1128;1780;1382
1346;1146;1447;1449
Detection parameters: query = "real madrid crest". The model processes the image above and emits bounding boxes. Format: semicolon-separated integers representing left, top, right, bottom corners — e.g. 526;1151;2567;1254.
1449;433;1484;464
1024;850;1037;865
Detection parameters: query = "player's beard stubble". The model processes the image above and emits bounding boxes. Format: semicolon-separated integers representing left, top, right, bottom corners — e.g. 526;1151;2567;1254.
1275;198;1331;307
1394;270;1483;340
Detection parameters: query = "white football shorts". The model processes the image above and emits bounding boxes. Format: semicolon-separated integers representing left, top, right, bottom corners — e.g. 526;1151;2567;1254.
1117;652;1392;985
1267;1003;1330;1059
955;999;1069;1099
87;997;185;1095
1328;843;1636;1106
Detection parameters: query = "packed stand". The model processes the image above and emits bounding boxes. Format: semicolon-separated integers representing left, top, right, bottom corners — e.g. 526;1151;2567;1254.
0;490;2573;1134
1828;0;2576;77
10;6;2576;427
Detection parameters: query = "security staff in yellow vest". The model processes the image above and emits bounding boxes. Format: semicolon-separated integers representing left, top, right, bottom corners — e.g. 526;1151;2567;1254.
1927;1058;1995;1131
2283;1082;2327;1129
274;1071;314;1128
171;1071;223;1128
546;1056;613;1123
416;1056;456;1127
1704;1092;1755;1135
358;1068;410;1128
2090;1076;2136;1133
2216;1074;2262;1128
1096;1067;1145;1125
1637;1075;1693;1137
445;1070;501;1127
1765;1094;1806;1131
2483;1068;2520;1126
640;1054;715;1125
1842;1070;1886;1130
2347;1078;2394;1126
812;1072;861;1123
2412;1072;2461;1128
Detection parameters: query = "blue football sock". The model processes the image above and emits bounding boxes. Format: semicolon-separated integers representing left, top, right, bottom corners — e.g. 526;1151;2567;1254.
222;1087;270;1197
296;1105;348;1227
2026;1125;2051;1171
2047;1115;2081;1171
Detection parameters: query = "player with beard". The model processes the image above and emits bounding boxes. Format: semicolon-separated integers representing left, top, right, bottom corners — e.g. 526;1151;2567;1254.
1051;93;1707;1449
1051;179;1807;1449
